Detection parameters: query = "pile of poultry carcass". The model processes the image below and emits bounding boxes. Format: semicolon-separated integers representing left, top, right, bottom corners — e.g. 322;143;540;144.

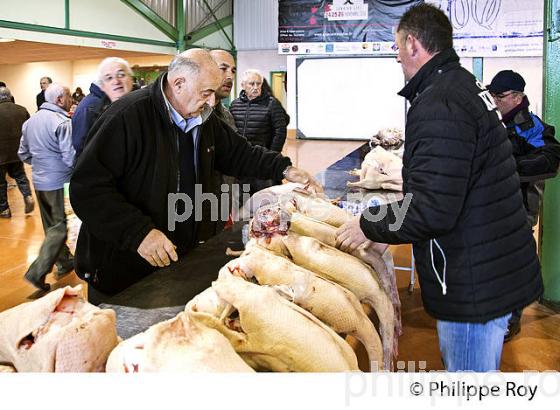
348;128;404;191
106;183;402;372
1;186;402;373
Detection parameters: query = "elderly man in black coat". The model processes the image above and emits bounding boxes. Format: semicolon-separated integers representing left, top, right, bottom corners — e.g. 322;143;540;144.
70;49;319;302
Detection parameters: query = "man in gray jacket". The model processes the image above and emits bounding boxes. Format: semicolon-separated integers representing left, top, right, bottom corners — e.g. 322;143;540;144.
19;83;75;291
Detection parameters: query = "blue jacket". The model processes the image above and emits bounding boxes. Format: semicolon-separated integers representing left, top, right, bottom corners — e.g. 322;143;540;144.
71;82;109;156
18;103;75;191
505;105;560;225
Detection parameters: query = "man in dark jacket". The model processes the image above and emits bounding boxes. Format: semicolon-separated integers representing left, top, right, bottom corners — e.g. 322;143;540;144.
70;49;319;302
0;87;34;218
488;70;560;341
336;4;542;371
229;69;288;195
71;57;133;156
209;49;237;130
36;77;52;110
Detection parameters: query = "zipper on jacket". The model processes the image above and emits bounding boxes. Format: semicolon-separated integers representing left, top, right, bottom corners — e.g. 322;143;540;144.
173;127;181;212
430;239;447;295
242;100;250;139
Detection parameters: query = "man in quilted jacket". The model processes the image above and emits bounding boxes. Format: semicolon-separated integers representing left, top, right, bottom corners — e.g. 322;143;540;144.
336;4;542;371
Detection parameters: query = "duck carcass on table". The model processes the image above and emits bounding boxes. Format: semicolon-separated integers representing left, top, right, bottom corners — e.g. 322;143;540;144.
249;206;396;370
348;146;403;191
242;182;352;227
186;273;359;372
229;245;383;369
0;285;118;372
288;211;402;343
106;311;254;372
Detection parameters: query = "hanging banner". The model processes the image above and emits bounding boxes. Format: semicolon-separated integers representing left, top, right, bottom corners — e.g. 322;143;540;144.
437;0;544;57
278;0;544;57
278;0;421;56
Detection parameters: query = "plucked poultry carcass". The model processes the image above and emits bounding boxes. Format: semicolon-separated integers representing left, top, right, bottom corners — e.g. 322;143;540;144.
106;311;254;372
242;182;352;227
228;245;383;369
370;127;404;150
0;285;118;372
185;272;359;372
250;208;396;370
348;146;403;191
288;211;403;344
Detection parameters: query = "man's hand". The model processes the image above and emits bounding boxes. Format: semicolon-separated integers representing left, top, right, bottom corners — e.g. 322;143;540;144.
137;229;178;268
284;166;324;194
335;216;370;254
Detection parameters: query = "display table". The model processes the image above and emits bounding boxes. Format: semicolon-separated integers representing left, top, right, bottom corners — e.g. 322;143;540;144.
102;143;410;338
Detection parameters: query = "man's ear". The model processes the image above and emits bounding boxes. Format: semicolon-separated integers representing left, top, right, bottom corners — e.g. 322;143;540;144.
407;34;420;57
171;76;186;90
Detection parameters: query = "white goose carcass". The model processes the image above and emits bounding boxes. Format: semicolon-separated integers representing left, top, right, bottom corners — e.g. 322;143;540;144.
249;208;396;370
106;311;254;372
185;273;359;372
242;182;352;227
348;146;403;191
288;211;403;346
0;285;118;372
228;246;383;369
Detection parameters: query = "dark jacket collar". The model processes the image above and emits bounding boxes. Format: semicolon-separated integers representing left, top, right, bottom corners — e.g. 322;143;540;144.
89;82;108;99
150;73;174;124
503;96;531;125
398;48;461;103
239;89;271;104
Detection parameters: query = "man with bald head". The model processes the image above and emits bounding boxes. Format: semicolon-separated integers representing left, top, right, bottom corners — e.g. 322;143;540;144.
70;48;320;301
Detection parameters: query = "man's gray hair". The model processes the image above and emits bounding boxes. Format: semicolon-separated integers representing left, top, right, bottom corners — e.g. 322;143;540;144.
0;86;12;102
96;57;133;83
241;69;264;83
44;83;67;103
167;54;200;77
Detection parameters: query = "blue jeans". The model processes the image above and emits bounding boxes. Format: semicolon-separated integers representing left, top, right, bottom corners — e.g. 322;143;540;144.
437;313;512;371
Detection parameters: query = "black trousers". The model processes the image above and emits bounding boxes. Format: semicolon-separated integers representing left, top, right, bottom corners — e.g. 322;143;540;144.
25;189;73;281
0;162;32;211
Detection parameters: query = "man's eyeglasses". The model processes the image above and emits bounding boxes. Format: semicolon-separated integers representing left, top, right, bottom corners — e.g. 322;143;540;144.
103;71;129;83
491;91;517;100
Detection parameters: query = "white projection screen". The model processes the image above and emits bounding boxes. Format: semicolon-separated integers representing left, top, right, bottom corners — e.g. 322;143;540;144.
296;57;407;140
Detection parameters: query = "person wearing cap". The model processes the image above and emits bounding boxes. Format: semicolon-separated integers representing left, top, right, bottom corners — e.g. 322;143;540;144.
488;70;560;341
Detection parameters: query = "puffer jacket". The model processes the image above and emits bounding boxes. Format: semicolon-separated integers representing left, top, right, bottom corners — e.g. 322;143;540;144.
229;91;287;152
359;48;542;323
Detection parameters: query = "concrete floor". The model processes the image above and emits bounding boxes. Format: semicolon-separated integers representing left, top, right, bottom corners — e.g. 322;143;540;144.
0;138;558;371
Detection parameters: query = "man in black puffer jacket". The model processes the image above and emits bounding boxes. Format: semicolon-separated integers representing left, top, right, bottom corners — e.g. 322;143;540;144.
336;4;542;371
229;69;288;195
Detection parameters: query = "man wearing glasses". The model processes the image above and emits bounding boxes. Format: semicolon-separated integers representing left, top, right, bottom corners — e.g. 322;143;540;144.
488;70;560;341
72;57;134;156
